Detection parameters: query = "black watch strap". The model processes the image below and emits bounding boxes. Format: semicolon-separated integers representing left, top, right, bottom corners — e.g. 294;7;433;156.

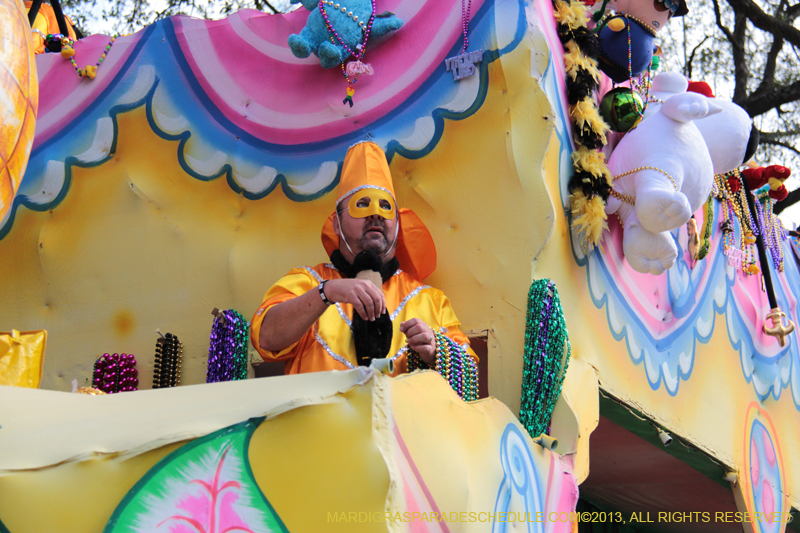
319;280;332;305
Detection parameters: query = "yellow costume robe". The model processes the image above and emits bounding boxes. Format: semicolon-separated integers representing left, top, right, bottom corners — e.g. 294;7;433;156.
250;263;475;376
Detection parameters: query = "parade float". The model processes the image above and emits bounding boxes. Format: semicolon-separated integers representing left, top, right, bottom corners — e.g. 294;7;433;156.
1;0;799;531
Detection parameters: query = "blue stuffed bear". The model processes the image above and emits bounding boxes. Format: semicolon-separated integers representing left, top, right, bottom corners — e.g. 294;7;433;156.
288;0;403;69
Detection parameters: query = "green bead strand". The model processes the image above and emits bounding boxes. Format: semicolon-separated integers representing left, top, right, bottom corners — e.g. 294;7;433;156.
519;279;571;438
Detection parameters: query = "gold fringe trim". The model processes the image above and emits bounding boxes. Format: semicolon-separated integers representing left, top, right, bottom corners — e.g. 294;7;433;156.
555;0;612;250
570;191;608;249
572;146;612;185
564;42;600;82
569;99;609;144
553;0;571;21
553;0;588;31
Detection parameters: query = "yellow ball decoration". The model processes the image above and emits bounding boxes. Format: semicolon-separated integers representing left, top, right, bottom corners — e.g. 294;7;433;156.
607;17;626;32
0;0;38;224
768;177;783;190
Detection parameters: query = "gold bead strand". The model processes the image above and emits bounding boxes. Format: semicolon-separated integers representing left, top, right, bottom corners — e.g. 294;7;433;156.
610;166;679;205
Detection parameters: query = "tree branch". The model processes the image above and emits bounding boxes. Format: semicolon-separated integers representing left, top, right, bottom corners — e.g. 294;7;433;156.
785;3;800;20
761;138;800;156
714;0;735;41
760;129;800;140
686;35;710;80
262;0;280;12
725;0;800;49
743;79;800;116
714;0;750;104
732;12;749;103
753;36;784;97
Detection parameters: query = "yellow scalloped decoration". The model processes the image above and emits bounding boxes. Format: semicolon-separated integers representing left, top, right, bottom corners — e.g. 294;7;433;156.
0;0;38;224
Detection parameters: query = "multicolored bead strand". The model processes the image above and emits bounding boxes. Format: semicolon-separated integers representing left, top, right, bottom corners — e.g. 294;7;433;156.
407;331;478;402
714;170;760;275
629;65;655;115
54;33;119;80
37;31;69;53
319;0;376;106
753;185;786;272
596;12;655;124
519;279;571;438
206;309;249;383
91;352;138;394
623;15;654;121
153;333;183;388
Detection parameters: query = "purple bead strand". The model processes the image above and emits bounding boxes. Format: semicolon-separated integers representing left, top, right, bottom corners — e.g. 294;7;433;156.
206;309;249;383
92;352;138;393
461;0;472;53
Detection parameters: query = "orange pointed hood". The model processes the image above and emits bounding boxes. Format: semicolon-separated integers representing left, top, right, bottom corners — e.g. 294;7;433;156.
321;142;437;281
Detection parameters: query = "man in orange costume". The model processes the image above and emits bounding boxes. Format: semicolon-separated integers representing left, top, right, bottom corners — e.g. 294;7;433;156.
251;141;476;376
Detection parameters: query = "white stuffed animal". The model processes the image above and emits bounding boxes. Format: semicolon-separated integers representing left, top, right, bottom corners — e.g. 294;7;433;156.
646;72;758;175
606;91;722;275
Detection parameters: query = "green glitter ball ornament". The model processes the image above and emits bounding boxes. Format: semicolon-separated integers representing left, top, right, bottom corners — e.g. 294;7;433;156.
599;87;645;133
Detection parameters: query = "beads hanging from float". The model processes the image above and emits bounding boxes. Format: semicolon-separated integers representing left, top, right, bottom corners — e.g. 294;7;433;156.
319;0;376;107
407;331;478;402
753;185;787;273
153;333;183;389
206;309;249;383
38;31;119;80
92;352;138;393
519;279;571;438
713;170;761;275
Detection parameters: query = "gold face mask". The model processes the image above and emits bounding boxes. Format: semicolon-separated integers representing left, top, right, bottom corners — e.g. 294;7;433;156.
346;189;397;220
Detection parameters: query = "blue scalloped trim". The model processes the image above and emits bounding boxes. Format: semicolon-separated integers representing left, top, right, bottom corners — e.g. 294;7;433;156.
571;195;800;406
583;229;721;395
5;0;527;241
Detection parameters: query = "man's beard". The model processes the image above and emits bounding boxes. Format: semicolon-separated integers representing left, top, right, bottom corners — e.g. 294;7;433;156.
358;223;389;254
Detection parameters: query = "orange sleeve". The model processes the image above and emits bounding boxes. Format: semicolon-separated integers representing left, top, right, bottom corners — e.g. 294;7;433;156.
250;268;318;362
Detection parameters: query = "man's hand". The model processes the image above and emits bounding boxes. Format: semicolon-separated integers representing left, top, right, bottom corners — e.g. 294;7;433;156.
400;318;436;366
324;278;386;321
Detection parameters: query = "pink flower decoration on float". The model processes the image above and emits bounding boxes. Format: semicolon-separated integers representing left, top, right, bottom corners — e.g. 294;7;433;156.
157;446;255;533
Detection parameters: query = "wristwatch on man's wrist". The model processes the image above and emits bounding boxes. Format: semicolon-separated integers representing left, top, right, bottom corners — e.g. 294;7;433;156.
318;280;332;305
